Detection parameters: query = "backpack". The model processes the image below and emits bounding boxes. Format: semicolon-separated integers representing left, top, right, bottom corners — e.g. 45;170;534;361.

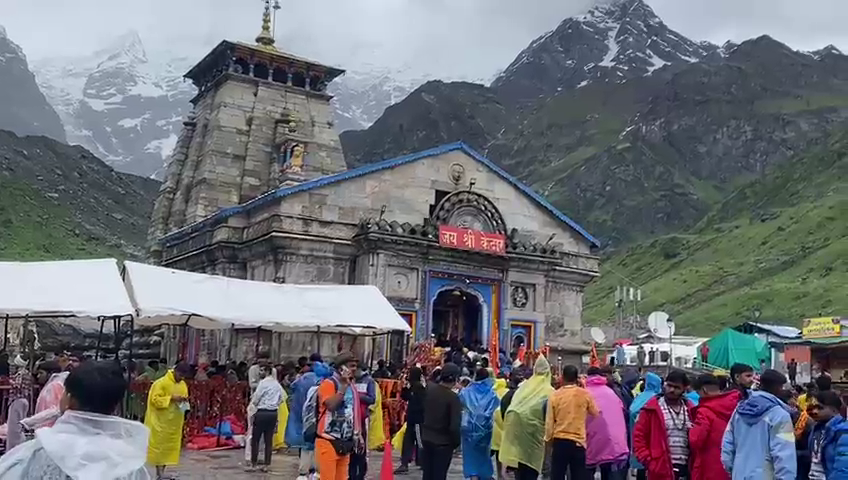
302;377;339;444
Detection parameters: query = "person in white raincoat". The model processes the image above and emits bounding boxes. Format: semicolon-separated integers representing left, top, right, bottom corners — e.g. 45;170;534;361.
0;361;151;480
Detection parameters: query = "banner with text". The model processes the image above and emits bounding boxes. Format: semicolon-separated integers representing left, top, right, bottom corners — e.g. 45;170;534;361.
802;317;842;339
438;225;506;255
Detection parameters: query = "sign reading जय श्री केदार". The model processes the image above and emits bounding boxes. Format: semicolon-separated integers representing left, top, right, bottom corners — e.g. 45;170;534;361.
802;317;843;339
438;225;506;255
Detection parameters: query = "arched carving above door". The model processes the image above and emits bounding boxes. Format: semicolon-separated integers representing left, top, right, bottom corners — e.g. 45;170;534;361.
431;191;507;234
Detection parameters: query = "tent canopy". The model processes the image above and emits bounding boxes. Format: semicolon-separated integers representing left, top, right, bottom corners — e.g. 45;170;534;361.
0;259;134;320
123;262;411;333
706;328;771;370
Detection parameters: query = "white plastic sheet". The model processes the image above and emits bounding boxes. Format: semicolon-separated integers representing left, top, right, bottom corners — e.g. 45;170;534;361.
123;262;410;333
0;259;133;319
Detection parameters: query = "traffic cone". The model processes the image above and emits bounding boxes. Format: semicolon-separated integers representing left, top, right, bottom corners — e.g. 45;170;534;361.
379;440;394;480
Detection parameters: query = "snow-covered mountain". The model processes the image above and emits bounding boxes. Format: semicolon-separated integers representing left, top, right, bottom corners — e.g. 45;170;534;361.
33;31;424;178
329;68;424;133
33;31;195;178
491;0;718;103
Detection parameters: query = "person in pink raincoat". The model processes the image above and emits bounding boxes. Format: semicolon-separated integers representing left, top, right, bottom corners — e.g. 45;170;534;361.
21;361;69;430
584;367;630;479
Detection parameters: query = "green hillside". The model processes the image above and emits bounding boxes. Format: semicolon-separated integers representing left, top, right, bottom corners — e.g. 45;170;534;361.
0;181;123;260
584;130;848;335
0;130;159;261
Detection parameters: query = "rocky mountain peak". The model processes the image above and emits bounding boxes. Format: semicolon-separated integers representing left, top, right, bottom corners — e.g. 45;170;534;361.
0;26;66;141
491;0;715;103
810;44;844;59
97;30;148;68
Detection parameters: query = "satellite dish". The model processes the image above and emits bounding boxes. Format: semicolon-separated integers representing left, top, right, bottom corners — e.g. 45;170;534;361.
647;311;674;338
590;327;606;344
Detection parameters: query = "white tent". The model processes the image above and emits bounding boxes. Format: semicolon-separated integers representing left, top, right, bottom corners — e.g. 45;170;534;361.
123;261;411;334
0;258;134;320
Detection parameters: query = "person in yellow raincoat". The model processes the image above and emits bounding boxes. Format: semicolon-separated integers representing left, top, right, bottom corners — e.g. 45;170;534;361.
272;392;289;451
145;362;191;480
498;355;554;479
368;385;386;450
491;376;509;480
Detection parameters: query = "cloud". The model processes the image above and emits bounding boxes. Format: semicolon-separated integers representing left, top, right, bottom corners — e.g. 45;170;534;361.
3;0;846;80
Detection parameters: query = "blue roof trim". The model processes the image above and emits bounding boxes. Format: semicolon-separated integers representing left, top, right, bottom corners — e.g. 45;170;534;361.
161;142;600;248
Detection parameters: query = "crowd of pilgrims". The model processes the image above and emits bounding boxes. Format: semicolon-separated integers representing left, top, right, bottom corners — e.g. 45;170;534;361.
0;349;847;480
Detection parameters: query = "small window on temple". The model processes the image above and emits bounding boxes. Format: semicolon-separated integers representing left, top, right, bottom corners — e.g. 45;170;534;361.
272;67;288;84
309;74;323;91
253;62;270;80
429;189;451;217
233;57;250;75
291;71;306;88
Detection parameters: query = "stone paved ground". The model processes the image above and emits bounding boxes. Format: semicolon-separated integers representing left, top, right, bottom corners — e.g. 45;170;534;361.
148;448;466;479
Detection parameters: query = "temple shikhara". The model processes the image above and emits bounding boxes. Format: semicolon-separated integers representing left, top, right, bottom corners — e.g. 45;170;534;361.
147;2;600;364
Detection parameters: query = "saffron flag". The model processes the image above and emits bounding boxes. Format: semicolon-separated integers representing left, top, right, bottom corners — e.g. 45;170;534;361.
589;342;600;368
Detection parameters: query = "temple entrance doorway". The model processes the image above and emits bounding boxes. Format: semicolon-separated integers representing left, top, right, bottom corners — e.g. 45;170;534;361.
432;288;482;350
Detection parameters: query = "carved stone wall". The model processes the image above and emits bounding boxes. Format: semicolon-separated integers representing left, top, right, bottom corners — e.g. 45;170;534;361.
544;281;585;349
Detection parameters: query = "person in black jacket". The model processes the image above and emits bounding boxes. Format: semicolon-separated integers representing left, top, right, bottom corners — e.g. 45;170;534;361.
421;362;462;480
394;366;426;474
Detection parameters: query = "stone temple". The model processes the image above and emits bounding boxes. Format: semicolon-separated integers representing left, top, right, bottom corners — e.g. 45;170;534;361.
147;6;600;365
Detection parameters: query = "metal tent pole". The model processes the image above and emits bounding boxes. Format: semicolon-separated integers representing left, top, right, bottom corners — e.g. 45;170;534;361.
113;316;121;360
95;317;105;361
3;314;8;351
128;316;135;366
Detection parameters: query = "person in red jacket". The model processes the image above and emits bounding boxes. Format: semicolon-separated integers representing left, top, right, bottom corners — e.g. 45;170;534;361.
633;370;696;480
689;374;739;480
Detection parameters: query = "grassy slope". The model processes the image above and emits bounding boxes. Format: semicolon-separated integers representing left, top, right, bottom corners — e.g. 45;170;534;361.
584;131;848;335
0;180;123;260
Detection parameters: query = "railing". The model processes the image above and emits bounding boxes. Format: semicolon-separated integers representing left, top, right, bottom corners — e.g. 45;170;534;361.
125;378;250;443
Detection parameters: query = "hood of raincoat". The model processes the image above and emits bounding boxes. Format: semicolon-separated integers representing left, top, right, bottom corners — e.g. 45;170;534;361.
499;355;553;473
629;373;662;417
585;374;608;388
312;361;332;379
696;390;740;422
36;410;150;479
736;390;789;425
494;378;508;398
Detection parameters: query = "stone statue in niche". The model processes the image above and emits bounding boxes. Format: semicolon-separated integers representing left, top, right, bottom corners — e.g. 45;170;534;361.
511;285;530;309
280;142;306;173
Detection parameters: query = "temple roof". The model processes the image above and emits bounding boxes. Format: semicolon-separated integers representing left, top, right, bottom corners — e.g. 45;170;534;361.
184;39;345;85
160;142;600;248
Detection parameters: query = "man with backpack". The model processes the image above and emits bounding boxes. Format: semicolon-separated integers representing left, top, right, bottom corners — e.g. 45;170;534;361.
288;354;331;480
312;352;363;480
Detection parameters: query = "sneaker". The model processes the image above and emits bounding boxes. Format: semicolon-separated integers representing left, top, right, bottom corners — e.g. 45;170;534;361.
394;465;409;474
296;476;309;480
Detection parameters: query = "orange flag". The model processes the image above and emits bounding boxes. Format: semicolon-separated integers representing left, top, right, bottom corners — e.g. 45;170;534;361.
589;342;600;368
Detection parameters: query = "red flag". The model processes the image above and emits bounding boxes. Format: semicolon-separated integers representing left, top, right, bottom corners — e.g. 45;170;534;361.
517;345;527;364
380;440;394;480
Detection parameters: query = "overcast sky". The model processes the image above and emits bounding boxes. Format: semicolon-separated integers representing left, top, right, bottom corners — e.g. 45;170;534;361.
4;0;847;80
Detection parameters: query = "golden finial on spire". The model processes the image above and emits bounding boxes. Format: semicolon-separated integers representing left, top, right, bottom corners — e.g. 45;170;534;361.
255;0;277;51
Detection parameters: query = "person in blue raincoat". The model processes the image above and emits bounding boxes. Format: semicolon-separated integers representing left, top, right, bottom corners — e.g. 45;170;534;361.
460;367;500;480
285;355;333;480
629;372;662;479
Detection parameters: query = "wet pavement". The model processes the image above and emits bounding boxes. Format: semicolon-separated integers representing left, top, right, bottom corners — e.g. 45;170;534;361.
148;447;467;479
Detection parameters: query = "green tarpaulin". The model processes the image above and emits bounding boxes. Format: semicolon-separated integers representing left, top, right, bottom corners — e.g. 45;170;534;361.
707;328;771;370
